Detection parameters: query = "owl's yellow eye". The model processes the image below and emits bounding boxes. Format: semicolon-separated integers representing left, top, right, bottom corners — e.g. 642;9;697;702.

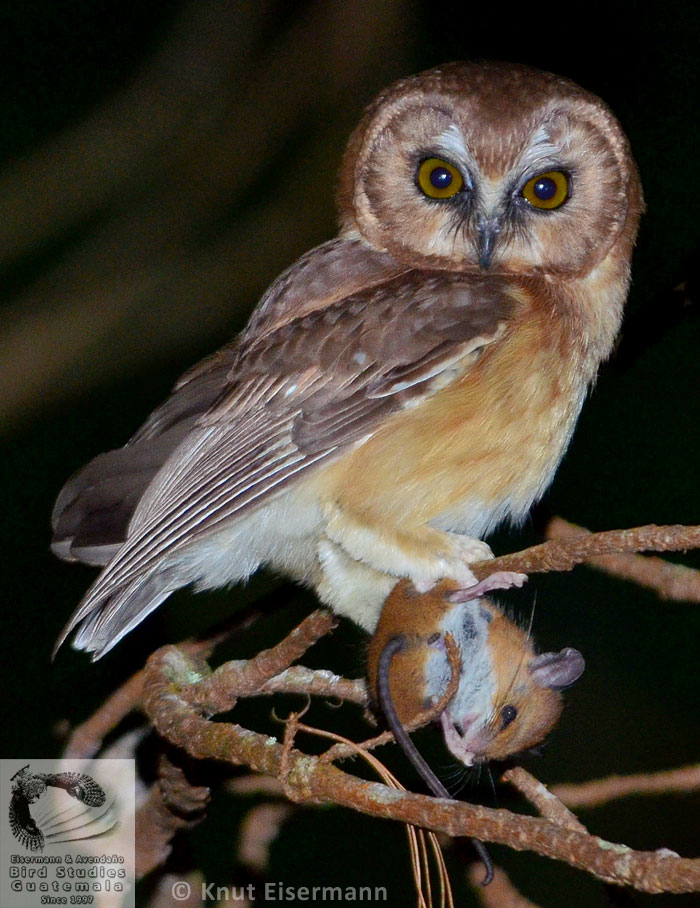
521;171;568;209
417;157;464;199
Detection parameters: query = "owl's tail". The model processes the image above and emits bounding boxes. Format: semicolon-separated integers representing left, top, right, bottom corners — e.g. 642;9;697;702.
54;567;176;661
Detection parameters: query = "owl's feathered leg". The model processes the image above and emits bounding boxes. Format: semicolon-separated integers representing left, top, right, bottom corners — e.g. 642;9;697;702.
322;501;495;592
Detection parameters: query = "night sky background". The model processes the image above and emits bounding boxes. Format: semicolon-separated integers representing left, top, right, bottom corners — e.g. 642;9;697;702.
1;2;698;905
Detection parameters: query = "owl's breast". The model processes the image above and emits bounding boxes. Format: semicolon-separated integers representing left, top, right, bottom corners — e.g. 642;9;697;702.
318;301;590;536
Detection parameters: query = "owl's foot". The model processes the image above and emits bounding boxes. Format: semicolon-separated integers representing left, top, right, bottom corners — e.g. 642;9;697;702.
410;532;494;593
323;504;497;593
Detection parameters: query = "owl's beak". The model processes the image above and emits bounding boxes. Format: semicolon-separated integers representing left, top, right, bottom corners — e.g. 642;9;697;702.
476;218;502;270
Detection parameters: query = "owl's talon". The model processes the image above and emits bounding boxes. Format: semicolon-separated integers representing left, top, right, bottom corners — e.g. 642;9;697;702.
406;534;494;593
446;534;494;564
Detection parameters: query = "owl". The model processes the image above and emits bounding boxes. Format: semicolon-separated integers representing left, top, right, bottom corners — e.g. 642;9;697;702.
52;62;643;658
10;766;105;852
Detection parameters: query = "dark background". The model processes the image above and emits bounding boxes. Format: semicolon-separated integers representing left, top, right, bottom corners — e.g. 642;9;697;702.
1;1;698;905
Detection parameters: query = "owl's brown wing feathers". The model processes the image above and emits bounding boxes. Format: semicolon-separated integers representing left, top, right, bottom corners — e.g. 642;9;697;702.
52;237;405;565
56;270;513;656
51;347;238;565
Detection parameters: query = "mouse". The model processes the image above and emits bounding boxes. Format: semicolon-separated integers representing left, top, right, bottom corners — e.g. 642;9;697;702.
367;580;585;767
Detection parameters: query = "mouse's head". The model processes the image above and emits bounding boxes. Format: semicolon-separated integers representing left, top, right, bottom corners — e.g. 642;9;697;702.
367;583;584;767
439;602;584;764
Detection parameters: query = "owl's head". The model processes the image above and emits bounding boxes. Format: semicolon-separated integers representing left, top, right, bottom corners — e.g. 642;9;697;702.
338;62;642;277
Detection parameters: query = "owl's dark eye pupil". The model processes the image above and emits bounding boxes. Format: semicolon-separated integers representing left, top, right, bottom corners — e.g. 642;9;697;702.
429;166;453;190
533;177;557;200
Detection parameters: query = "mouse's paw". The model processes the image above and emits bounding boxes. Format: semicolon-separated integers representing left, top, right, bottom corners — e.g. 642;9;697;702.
446;570;528;602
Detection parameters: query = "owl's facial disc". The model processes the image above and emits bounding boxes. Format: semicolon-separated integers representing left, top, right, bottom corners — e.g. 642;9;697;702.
340;62;641;275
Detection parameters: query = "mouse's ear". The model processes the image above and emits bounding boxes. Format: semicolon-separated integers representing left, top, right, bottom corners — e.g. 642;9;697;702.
529;647;585;690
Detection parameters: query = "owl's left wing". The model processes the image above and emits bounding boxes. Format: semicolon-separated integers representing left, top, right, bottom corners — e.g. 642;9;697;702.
37;773;106;806
60;270;514;656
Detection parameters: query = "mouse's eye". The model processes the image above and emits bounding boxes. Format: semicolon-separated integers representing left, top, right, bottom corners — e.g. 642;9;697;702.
500;705;518;729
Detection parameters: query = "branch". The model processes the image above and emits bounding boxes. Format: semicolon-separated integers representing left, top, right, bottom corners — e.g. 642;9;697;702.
141;643;700;894
180;609;337;714
135;752;210;879
62;602;271;758
63;667;146;759
238;802;294;873
62;629;244;759
551;764;700;810
260;665;366;705
64;520;700;894
470;522;700;580
545;517;700;602
503;767;586;833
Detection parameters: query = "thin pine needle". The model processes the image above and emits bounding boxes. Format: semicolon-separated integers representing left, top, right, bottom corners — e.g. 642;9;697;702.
291;719;455;908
